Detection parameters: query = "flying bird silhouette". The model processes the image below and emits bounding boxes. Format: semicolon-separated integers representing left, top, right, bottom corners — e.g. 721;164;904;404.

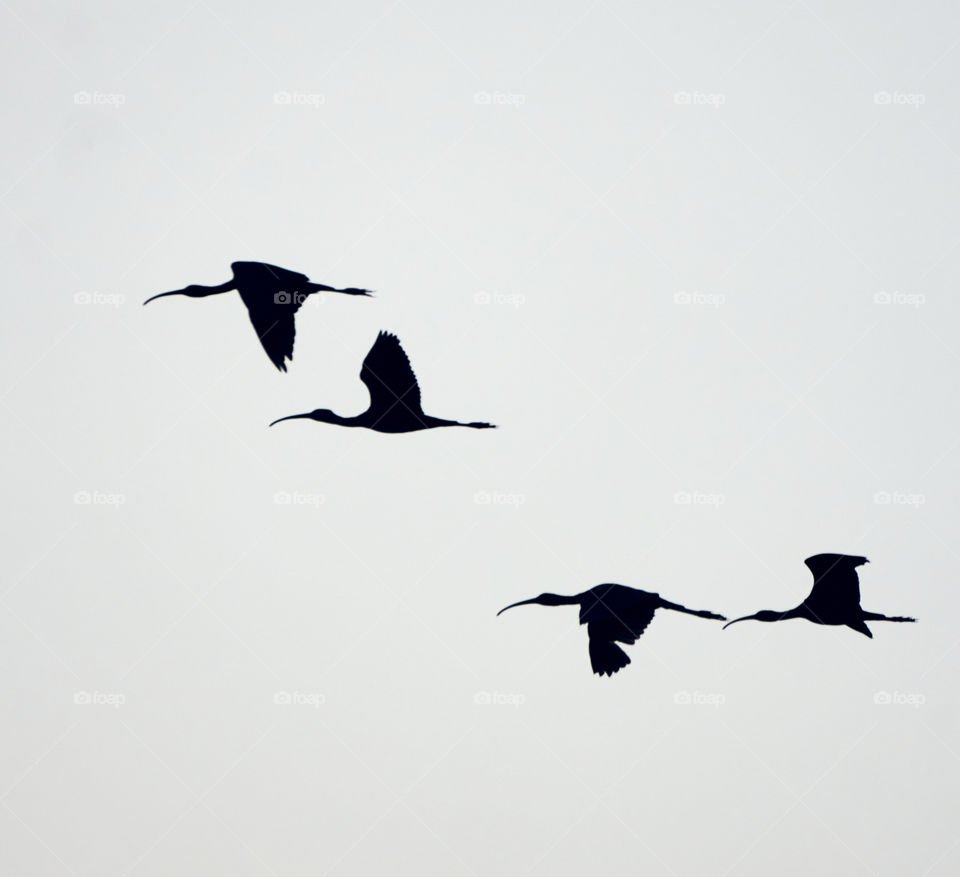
497;584;726;676
723;554;916;638
270;331;496;433
143;261;371;371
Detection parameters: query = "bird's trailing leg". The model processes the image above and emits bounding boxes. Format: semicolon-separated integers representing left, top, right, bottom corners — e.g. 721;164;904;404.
862;611;917;623
426;418;497;430
658;598;726;621
306;283;373;297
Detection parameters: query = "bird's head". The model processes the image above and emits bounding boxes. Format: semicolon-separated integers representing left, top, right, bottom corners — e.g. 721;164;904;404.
497;593;572;616
143;284;218;305
143;275;238;305
723;610;782;629
269;409;339;427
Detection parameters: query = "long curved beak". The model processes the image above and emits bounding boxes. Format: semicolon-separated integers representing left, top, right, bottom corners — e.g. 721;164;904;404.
269;413;312;427
497;598;539;616
143;289;184;306
722;614;757;630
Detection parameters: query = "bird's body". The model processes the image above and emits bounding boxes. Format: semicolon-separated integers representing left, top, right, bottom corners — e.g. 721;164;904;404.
270;331;496;433
143;261;372;371
723;553;917;638
498;584;726;676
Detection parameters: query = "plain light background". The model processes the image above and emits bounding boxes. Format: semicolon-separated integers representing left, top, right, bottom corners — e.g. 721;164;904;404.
2;1;958;874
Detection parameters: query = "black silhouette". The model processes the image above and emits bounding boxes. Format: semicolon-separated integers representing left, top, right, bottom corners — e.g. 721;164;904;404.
497;584;726;676
143;261;371;371
270;331;496;433
723;554;917;638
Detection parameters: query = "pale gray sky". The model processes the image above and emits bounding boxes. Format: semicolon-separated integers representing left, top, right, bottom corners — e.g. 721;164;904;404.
2;1;958;874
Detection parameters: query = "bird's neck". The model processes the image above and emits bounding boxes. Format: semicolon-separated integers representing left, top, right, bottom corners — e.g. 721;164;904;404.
317;412;363;428
781;605;809;621
205;280;237;294
547;593;582;607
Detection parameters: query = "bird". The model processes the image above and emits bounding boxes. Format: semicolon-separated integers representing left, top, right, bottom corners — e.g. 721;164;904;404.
143;261;372;371
723;553;916;638
497;584;726;676
269;331;496;433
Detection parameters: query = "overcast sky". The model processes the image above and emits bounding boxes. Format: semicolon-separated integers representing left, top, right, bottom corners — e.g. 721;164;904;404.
2;1;959;874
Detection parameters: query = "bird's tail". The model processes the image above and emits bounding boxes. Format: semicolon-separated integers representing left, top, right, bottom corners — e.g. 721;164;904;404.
589;640;631;676
847;619;873;638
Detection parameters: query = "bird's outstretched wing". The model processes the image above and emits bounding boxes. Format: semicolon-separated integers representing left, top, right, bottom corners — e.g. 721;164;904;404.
586;606;655;676
234;263;313;372
578;585;657;639
587;631;631;676
360;332;423;417
582;606;657;644
804;553;867;610
246;305;300;371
